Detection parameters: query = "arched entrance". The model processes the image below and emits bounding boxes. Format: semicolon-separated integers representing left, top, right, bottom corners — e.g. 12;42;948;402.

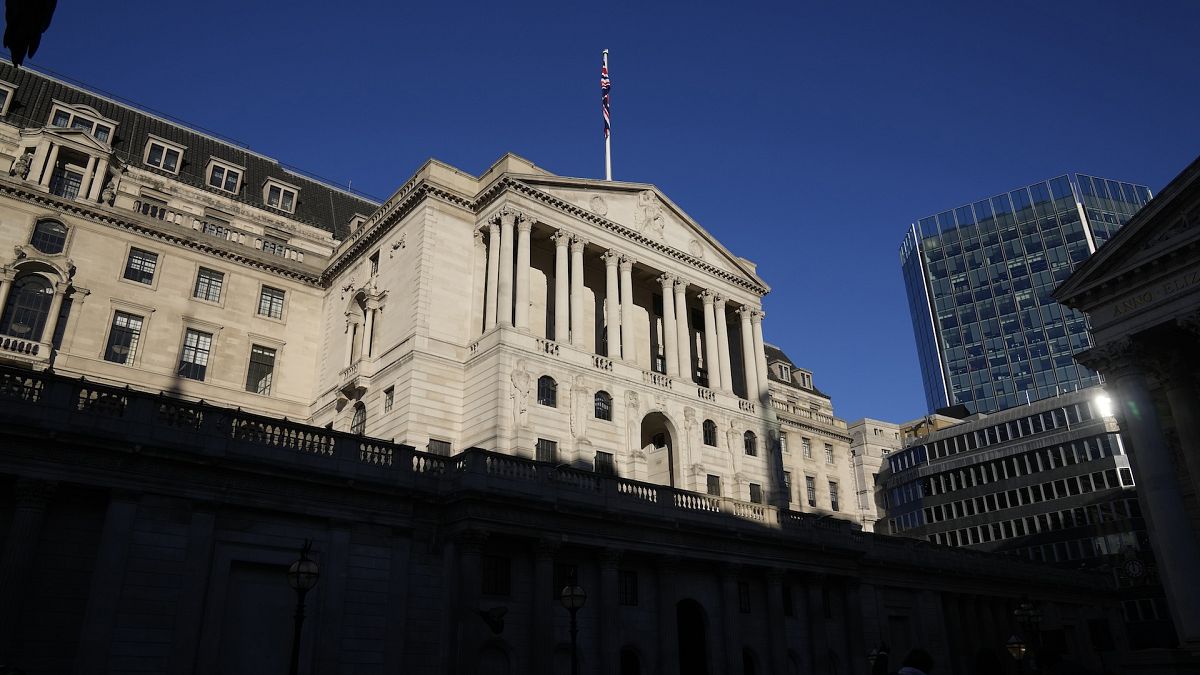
640;412;675;487
676;599;709;675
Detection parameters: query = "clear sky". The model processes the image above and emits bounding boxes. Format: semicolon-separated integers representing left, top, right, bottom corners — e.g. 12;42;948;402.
17;0;1199;423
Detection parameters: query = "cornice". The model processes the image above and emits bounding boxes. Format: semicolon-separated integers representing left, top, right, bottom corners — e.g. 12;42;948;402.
0;181;323;285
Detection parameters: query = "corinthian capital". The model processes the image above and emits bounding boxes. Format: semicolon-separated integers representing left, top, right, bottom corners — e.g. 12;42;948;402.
700;289;717;305
516;211;534;232
656;273;676;287
570;234;589;252
737;304;756;319
673;276;690;292
492;205;518;227
601;249;621;266
550;230;572;247
619;254;637;269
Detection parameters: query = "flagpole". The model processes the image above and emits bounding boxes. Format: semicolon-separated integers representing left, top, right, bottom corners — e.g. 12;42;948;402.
603;49;612;181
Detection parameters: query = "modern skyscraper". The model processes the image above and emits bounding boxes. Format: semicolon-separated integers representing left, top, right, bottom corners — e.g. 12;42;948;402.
901;174;1151;414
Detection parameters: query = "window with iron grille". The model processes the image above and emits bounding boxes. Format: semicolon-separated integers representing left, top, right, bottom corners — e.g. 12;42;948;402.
618;570;638;606
595;451;615;475
706;474;721;497
103;311;143;365
178;328;212;381
428;439;451;456
738;581;751;613
123;248;158;285
537;375;557;407
749;483;763;504
193;267;224;303
536;438;557;463
245;345;276;395
383;386;394;413
594;390;612;420
481;555;511;596
703;420;717;446
351;402;366;435
258;286;285;319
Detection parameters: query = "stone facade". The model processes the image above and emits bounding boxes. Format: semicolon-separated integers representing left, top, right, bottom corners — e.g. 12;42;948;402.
847;419;901;532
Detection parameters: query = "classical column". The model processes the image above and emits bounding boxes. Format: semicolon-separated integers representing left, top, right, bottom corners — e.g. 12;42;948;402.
700;291;721;389
39;143;60;187
77;155;98;201
570;236;587;348
453;529;488;675
843;581;868;675
343;316;357;369
765;569;789;675
657;557;680;675
674;278;692;380
485;220;501;329
472;229;487;336
1153;343;1200;503
658;274;679;377
0;273;14;314
1099;345;1200;645
739;306;759;400
619;255;635;362
87;157;109;202
496;209;516;327
805;577;829;674
0;479;55;661
551;231;570;343
28;142;49;184
602;251;621;358
752;310;769;401
532;540;558;675
718;564;742;675
363;298;380;358
514;214;533;329
598;549;622;675
714;295;734;392
41;283;68;345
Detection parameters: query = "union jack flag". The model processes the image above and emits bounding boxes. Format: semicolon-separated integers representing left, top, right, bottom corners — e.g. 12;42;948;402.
601;51;611;139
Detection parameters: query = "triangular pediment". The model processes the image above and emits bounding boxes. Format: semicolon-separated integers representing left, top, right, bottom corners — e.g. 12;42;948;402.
515;175;766;289
40;126;112;153
1055;156;1200;304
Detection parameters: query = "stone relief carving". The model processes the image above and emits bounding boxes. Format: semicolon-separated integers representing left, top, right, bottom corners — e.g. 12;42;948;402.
688;239;704;258
389;235;406;258
100;180;117;205
10;150;32;179
626;390;640;453
634;190;665;240
589;195;608;216
571;375;588;439
511;360;531;428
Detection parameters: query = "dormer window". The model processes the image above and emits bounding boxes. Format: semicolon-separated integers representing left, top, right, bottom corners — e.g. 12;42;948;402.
0;80;17;116
206;159;243;194
143;136;185;174
263;179;299;213
779;364;791;382
47;102;114;143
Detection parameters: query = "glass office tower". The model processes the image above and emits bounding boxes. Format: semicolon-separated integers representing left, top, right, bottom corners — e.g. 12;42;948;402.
901;174;1151;414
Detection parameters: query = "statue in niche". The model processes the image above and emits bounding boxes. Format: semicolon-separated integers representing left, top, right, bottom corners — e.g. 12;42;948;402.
683;407;697;448
100;179;117;205
727;420;740;454
511;360;531;428
626;390;640;452
10;150;32;179
634;190;665;240
571;375;588;439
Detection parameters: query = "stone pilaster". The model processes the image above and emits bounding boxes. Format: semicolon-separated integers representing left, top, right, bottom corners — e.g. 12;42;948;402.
532;539;559;675
0;478;56;662
765;569;789;675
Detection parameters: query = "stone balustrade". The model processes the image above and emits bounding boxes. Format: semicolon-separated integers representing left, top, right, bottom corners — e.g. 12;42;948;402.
0;363;1114;587
132;199;306;263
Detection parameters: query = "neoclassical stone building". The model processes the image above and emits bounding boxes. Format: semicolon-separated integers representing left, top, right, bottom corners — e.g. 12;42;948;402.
0;64;1134;674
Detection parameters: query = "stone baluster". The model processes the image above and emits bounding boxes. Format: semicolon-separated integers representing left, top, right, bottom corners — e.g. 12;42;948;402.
701;290;722;389
752;310;769;402
514;213;533;329
551;231;571;343
496;208;516;327
602;251;621;358
619;255;636;362
739;306;759;400
658;274;679;377
570;236;587;348
714;295;734;392
485;220;501;329
674;278;692;381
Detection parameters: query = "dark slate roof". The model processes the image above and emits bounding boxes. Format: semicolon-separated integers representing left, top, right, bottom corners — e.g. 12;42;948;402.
0;63;377;239
763;343;831;398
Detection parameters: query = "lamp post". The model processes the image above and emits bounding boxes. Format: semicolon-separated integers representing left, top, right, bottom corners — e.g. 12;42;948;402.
286;540;320;675
560;584;587;675
1009;597;1043;673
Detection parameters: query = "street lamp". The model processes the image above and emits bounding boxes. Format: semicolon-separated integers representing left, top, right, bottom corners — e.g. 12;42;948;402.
287;540;320;675
560;585;587;675
1006;634;1027;661
867;641;890;675
1011;598;1043;672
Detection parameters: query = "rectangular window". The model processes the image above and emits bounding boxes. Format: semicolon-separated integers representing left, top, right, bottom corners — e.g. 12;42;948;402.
383;386;394;413
258;286;286;319
481;555;511;596
802;438;812;458
618;570;639;606
144;140;182;173
208;162;241;193
369;251;380;276
428;439;451;456
780;432;788;453
536;438;558;463
738;581;751;613
49;167;83;199
262;237;287;256
707;474;721;496
829;482;839;511
193;267;224;302
749;483;763;504
265;182;297;213
178;328;213;381
825;443;834;463
806;476;817;507
245;344;276;395
103;311;143;365
595;451;615;475
782;471;792;503
123;248;158;285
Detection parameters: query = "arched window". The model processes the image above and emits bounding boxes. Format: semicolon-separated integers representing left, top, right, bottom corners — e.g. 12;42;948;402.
537;375;557;407
744;431;757;457
0;275;54;341
594;390;612;420
351;401;366;435
703;420;717;446
29;220;67;254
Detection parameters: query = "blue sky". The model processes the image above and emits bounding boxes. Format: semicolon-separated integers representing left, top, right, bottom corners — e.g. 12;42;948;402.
20;0;1199;423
